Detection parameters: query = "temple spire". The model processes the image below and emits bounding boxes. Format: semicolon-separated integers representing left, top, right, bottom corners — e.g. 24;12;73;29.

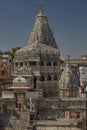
27;4;58;49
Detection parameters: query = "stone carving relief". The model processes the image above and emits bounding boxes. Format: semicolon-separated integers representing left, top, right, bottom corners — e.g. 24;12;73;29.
17;67;32;76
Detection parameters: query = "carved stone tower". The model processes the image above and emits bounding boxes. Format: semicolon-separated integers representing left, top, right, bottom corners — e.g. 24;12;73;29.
59;63;79;97
13;7;60;97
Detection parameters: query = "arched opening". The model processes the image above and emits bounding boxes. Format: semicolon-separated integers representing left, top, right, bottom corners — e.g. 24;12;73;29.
39;61;44;66
20;62;23;67
54;75;58;80
30;61;37;66
53;62;58;66
16;62;18;66
47;75;52;81
25;62;27;66
46;62;51;66
39;75;45;81
33;76;37;89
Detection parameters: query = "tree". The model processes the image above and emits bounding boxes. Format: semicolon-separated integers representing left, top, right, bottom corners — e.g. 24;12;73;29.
0;50;3;56
11;47;21;59
0;46;21;59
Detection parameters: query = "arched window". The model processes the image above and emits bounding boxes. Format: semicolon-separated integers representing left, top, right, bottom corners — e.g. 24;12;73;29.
46;62;51;66
25;62;27;66
29;61;37;65
53;62;58;66
20;62;23;66
54;75;58;80
47;75;51;81
39;75;45;81
33;76;37;89
16;62;18;66
39;61;44;66
60;60;64;64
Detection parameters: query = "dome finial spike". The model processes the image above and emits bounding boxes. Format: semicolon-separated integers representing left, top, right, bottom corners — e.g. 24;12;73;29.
38;3;44;14
38;3;42;10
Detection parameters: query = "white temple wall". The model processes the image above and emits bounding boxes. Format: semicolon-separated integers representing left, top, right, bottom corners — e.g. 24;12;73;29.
2;91;14;99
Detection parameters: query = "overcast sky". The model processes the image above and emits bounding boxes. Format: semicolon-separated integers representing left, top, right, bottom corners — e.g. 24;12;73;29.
0;0;87;59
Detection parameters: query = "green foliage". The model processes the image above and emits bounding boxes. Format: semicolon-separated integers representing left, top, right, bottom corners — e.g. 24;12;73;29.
0;50;3;55
11;47;21;59
1;47;21;59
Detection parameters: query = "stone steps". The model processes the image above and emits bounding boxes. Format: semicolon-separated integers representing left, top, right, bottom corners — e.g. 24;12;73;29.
11;111;30;130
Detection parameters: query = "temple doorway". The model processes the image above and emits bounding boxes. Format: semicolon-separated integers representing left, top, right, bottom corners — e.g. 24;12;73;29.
14;93;25;111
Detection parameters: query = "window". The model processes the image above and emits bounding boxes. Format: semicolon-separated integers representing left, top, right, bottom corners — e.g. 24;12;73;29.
1;71;5;76
29;61;37;65
16;62;18;66
46;62;51;66
39;61;44;66
47;75;51;81
39;75;45;81
53;62;58;66
54;75;58;80
20;62;23;66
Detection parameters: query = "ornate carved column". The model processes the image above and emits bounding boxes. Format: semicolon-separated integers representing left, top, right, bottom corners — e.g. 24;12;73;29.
45;75;47;81
51;75;54;81
18;62;20;67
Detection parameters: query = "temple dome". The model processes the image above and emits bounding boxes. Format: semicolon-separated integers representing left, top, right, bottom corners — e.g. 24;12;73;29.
13;77;27;87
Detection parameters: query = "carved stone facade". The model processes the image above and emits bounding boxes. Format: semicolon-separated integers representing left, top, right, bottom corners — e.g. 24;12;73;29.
59;63;79;97
13;8;60;97
0;7;87;130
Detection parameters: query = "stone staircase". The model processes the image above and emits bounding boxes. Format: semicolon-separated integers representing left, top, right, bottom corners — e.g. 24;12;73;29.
4;110;31;130
14;110;30;130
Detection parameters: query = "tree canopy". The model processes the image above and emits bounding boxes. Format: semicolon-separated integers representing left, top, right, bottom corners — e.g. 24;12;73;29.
0;47;21;59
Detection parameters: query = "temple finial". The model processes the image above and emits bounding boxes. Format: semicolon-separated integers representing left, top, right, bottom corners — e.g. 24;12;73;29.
38;3;42;10
38;3;44;14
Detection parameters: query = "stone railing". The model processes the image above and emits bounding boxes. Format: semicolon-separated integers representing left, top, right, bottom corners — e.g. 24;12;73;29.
65;59;87;66
14;66;59;74
40;66;59;73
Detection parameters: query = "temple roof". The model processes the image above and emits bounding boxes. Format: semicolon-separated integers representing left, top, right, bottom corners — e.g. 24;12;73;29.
14;7;60;60
13;77;26;83
15;43;59;56
13;76;27;87
28;8;58;49
59;63;79;88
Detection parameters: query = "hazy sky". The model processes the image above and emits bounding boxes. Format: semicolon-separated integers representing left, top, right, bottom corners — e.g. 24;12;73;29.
0;0;87;59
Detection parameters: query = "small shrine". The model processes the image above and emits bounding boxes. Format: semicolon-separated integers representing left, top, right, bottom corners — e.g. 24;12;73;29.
1;76;38;111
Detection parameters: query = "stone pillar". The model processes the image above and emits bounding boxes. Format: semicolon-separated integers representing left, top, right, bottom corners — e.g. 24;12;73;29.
51;75;54;81
18;62;20;67
37;61;40;72
27;62;29;66
44;62;47;66
13;63;16;71
37;61;39;66
45;75;47;81
51;61;53;69
23;62;25;67
28;61;30;66
51;62;53;66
